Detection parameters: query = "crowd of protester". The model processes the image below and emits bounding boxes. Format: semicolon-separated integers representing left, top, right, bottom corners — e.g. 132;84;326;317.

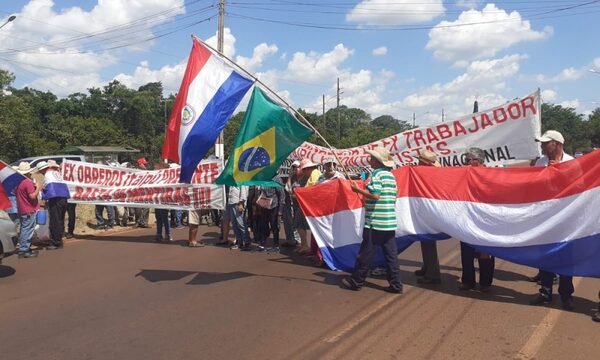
4;131;599;323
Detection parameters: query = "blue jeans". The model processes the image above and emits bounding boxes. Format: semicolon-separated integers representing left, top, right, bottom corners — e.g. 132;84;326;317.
18;213;36;252
95;205;115;226
228;204;250;247
156;209;170;238
170;210;182;227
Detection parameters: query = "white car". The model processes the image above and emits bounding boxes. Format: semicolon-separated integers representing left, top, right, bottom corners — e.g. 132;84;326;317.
0;210;17;262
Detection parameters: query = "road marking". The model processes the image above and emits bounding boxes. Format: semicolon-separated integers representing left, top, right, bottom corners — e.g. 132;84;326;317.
515;277;583;360
324;246;461;344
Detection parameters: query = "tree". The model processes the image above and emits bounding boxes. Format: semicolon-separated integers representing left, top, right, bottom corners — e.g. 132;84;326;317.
541;103;590;154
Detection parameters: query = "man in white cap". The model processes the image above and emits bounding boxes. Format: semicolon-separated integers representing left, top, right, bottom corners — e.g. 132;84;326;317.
38;160;70;250
317;157;344;184
14;162;41;258
530;130;576;310
342;147;402;294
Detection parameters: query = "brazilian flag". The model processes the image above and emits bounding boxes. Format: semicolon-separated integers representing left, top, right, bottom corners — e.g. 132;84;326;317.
216;87;313;186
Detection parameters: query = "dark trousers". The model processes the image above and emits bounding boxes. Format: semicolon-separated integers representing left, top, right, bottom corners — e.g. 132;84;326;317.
420;241;441;280
351;228;402;291
460;242;495;287
256;207;280;246
66;202;76;234
155;209;171;238
540;270;574;301
48;198;68;246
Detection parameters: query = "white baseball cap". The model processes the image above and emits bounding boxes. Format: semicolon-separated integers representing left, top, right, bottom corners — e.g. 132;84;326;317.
536;130;564;144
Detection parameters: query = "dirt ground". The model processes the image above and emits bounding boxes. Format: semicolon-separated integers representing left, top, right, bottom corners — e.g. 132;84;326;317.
70;204;157;237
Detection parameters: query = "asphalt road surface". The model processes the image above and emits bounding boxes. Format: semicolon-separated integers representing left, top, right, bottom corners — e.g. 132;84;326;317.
1;225;599;360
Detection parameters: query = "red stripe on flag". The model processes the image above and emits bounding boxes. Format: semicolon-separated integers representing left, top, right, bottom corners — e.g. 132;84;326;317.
400;149;600;204
295;150;600;217
0;183;11;210
162;38;213;163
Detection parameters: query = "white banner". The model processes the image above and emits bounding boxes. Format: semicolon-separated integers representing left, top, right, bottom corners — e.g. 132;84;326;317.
61;160;225;210
292;90;541;167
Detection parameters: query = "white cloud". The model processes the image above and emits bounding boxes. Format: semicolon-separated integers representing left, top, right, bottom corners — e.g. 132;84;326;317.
235;43;278;72
541;89;557;103
27;73;103;97
455;0;482;9
426;4;551;65
372;46;387;56
558;99;580;109
114;60;187;94
521;57;600;84
283;44;353;83
205;28;237;58
347;0;445;25
0;0;185;95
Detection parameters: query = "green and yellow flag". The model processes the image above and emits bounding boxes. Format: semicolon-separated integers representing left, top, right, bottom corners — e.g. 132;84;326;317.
216;87;313;186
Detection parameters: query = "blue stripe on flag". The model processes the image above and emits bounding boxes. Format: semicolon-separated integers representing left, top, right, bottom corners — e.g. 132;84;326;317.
319;233;450;272
474;234;600;278
180;71;253;183
2;172;25;195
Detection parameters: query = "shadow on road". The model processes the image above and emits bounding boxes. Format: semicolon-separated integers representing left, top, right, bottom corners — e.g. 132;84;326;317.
0;265;16;278
135;269;315;286
312;270;598;317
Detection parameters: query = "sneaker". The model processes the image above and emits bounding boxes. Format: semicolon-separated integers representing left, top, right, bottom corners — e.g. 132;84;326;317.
341;277;361;291
154;235;163;242
165;236;173;242
18;251;38;259
592;311;600;322
65;233;74;239
268;246;280;253
230;244;239;250
561;297;575;311
240;245;251;251
530;293;551;306
255;245;265;252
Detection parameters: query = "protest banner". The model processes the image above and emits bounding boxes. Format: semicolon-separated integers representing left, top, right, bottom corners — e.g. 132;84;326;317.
292;90;541;167
61;160;224;210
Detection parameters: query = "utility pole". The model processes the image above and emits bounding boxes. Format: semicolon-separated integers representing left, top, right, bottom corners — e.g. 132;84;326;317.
337;78;341;141
322;94;326;135
441;108;445;122
215;0;225;159
413;112;416;127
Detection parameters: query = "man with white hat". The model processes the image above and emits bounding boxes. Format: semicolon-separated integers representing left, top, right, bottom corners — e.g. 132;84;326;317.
14;162;41;258
38;160;70;250
342;147;402;294
530;130;576;310
317;157;344;184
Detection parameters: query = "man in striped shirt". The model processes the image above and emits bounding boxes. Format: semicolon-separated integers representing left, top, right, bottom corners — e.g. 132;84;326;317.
341;147;402;294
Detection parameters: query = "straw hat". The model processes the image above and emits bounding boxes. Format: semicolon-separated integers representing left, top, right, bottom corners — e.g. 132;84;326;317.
365;148;395;168
38;160;60;171
323;157;338;165
299;159;318;170
418;150;441;167
16;161;33;174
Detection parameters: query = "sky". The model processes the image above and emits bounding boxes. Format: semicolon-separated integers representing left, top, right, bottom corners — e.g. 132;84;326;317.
0;0;599;127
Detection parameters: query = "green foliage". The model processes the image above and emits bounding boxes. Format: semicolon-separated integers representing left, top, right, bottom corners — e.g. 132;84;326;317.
541;103;591;154
1;67;598;163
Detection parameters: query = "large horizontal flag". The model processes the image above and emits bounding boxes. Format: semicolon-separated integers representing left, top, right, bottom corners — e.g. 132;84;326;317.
216;87;313;186
295;150;600;277
0;161;26;210
162;38;254;183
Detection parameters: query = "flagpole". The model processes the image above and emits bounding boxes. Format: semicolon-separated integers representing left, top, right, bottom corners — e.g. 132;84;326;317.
193;35;354;179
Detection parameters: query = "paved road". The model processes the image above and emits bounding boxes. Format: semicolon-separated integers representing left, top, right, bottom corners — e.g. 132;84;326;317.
1;225;598;360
